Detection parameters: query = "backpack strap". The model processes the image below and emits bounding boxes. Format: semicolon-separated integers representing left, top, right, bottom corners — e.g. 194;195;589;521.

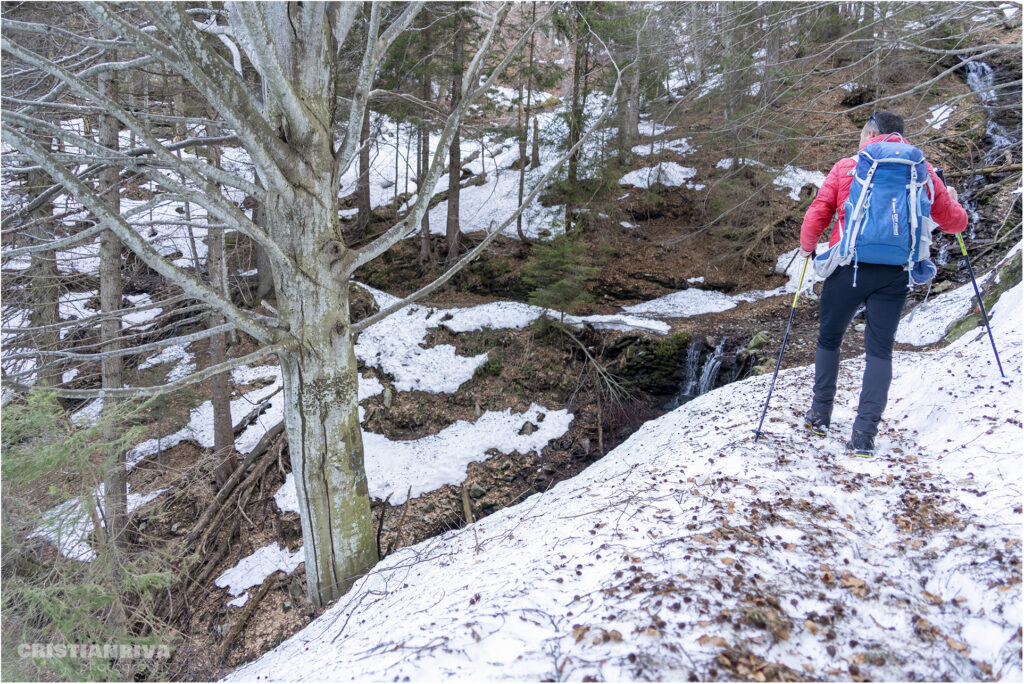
880;133;907;144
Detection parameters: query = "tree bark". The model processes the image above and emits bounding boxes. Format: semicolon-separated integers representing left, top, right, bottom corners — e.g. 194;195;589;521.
269;186;376;604
98;62;128;551
418;17;433;268
26;162;60;389
200;120;237;490
445;16;464;268
356;108;372;240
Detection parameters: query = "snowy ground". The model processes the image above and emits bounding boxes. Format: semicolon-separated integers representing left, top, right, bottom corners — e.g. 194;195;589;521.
623;247;822;318
228;279;1022;681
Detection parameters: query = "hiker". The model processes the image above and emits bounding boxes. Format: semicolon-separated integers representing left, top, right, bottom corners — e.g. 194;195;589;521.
797;111;967;456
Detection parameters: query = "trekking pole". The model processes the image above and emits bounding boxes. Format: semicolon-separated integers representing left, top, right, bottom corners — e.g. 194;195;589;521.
754;256;810;441
956;232;1005;378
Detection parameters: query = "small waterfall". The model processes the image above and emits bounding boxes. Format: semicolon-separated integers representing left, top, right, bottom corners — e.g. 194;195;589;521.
697;339;726;395
963;60;1018;165
681;338;703;397
957;60;1021;242
665;339;705;409
965;60;998;106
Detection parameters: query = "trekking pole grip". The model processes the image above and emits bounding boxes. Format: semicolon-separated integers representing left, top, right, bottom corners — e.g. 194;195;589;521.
956;231;969;256
792;256;810;308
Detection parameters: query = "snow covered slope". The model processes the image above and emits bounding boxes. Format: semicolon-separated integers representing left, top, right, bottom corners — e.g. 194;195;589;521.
228;285;1022;681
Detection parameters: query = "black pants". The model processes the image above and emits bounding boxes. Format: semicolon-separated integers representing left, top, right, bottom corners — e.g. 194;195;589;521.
811;263;909;436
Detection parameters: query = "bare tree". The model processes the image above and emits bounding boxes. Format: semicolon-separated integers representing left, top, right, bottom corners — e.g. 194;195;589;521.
2;0;618;605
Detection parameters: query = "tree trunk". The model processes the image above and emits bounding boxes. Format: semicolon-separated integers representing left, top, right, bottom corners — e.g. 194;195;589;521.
418;119;432;267
26;163;60;389
269;187;376;605
566;9;587;232
357;108;372;240
528;5;541;170
98;66;127;549
517;81;528;241
200;122;237;490
532;117;541;168
418;21;432;268
445;19;464;268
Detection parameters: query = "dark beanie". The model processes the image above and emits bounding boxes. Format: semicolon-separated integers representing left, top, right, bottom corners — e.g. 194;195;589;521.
870;111;904;135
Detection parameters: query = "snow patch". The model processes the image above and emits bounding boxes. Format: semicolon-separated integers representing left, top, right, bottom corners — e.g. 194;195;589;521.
619;162;699;190
215;543;304;598
927;104;956;130
30;486;166;562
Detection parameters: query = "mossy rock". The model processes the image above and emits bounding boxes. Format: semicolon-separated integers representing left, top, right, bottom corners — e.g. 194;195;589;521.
619;332;695;393
944;249;1021;344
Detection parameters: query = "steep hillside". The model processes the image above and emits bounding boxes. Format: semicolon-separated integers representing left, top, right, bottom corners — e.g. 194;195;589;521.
228;254;1022;682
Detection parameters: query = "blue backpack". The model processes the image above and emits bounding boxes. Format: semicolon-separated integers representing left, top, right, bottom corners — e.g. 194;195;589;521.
814;134;938;287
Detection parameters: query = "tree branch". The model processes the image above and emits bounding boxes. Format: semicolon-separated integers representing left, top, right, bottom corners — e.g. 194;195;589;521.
353;29;619;333
3;346;284;399
350;1;557;273
3;126;284;346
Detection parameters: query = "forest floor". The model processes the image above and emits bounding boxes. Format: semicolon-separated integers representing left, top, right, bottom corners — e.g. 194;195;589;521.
172;33;1021;679
5;16;1020;681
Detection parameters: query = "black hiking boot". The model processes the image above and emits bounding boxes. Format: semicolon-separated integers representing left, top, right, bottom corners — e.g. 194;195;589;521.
846;429;876;458
804;407;830;437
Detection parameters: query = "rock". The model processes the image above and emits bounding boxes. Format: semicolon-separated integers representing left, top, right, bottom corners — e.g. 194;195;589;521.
421;500;436;513
439;497;450;506
519;421;538;436
469;482;487;499
541;463;556;475
170;522;180;534
383;387;393;409
288;578;304;601
282;601;292;612
854;323;866;333
536;412;545;423
215;624;229;638
743;331;770;353
474;401;482;418
580;437;591;453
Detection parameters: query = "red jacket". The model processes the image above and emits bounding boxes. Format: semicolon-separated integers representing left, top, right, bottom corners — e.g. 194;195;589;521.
800;134;968;253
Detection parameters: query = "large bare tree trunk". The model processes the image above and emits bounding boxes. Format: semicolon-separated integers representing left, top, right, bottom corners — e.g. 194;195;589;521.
98;65;127;548
268;180;376;605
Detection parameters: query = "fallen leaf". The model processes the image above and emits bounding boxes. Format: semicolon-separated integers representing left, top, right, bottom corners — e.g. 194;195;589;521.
642;627;661;637
727;501;736;513
802;664;814;673
697;634;728;648
922;590;943;604
946;636;968;652
608;630;623;642
804;620;819;635
573;625;590;643
721;557;735;565
839;573;866;589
